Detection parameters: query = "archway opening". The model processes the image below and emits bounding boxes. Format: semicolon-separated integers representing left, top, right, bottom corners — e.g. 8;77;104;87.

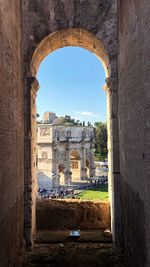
58;164;65;186
86;159;90;178
70;150;81;183
27;28;114;247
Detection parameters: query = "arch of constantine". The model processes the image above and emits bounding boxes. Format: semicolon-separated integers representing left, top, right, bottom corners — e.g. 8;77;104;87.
37;124;95;187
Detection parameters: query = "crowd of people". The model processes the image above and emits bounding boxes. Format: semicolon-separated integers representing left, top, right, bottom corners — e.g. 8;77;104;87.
90;177;108;186
38;187;75;199
37;177;108;200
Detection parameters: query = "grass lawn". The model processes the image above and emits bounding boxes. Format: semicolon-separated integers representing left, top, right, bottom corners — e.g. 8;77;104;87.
76;184;109;201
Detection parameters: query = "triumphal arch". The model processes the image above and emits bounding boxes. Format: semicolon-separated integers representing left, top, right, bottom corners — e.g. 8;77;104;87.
37;124;95;188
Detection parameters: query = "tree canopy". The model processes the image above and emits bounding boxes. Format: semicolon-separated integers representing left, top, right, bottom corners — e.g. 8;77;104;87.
94;121;107;157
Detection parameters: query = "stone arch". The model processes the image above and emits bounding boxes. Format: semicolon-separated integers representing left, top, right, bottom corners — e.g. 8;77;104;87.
30;28;110;78
58;163;65;186
70;150;81;182
70;150;81;160
85;148;95;178
86;159;90;177
25;27;121;248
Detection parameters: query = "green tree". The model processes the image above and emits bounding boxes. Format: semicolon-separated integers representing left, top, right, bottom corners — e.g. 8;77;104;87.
64;115;81;125
94;122;107;158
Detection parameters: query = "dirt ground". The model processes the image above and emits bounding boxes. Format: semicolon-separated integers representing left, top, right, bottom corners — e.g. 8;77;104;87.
23;231;124;267
23;243;124;267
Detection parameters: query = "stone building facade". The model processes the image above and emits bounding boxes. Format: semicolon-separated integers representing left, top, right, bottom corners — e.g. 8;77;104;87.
37;124;95;188
43;111;57;124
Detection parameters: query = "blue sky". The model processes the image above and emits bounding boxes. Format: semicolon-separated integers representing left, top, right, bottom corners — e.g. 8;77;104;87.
37;47;106;125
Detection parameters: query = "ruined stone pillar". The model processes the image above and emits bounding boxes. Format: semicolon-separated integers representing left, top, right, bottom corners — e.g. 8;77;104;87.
31;77;39;239
52;146;60;187
89;146;95;177
80;146;86;179
65;147;71;184
24;77;39;247
105;75;122;246
103;81;112;205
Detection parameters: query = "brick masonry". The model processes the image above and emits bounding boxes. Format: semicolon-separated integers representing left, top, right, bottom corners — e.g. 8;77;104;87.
118;0;150;266
0;0;24;266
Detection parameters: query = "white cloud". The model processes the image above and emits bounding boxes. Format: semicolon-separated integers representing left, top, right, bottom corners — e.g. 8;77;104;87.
73;111;100;118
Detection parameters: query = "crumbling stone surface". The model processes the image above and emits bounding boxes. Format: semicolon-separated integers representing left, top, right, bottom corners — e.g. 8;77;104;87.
22;0;117;65
36;199;110;230
0;1;24;267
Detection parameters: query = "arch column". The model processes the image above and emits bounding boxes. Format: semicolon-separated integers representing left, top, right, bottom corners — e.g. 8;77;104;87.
89;146;95;177
105;75;122;247
24;76;39;247
65;147;72;185
80;146;86;179
26;28;122;247
52;146;60;187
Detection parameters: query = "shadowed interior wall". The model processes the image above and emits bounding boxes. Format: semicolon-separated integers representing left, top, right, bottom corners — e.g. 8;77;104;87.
0;1;24;266
118;1;150;266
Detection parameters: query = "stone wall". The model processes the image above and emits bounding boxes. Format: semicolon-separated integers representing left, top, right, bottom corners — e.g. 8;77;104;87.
36;200;110;230
0;0;150;266
118;0;150;266
0;1;24;267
